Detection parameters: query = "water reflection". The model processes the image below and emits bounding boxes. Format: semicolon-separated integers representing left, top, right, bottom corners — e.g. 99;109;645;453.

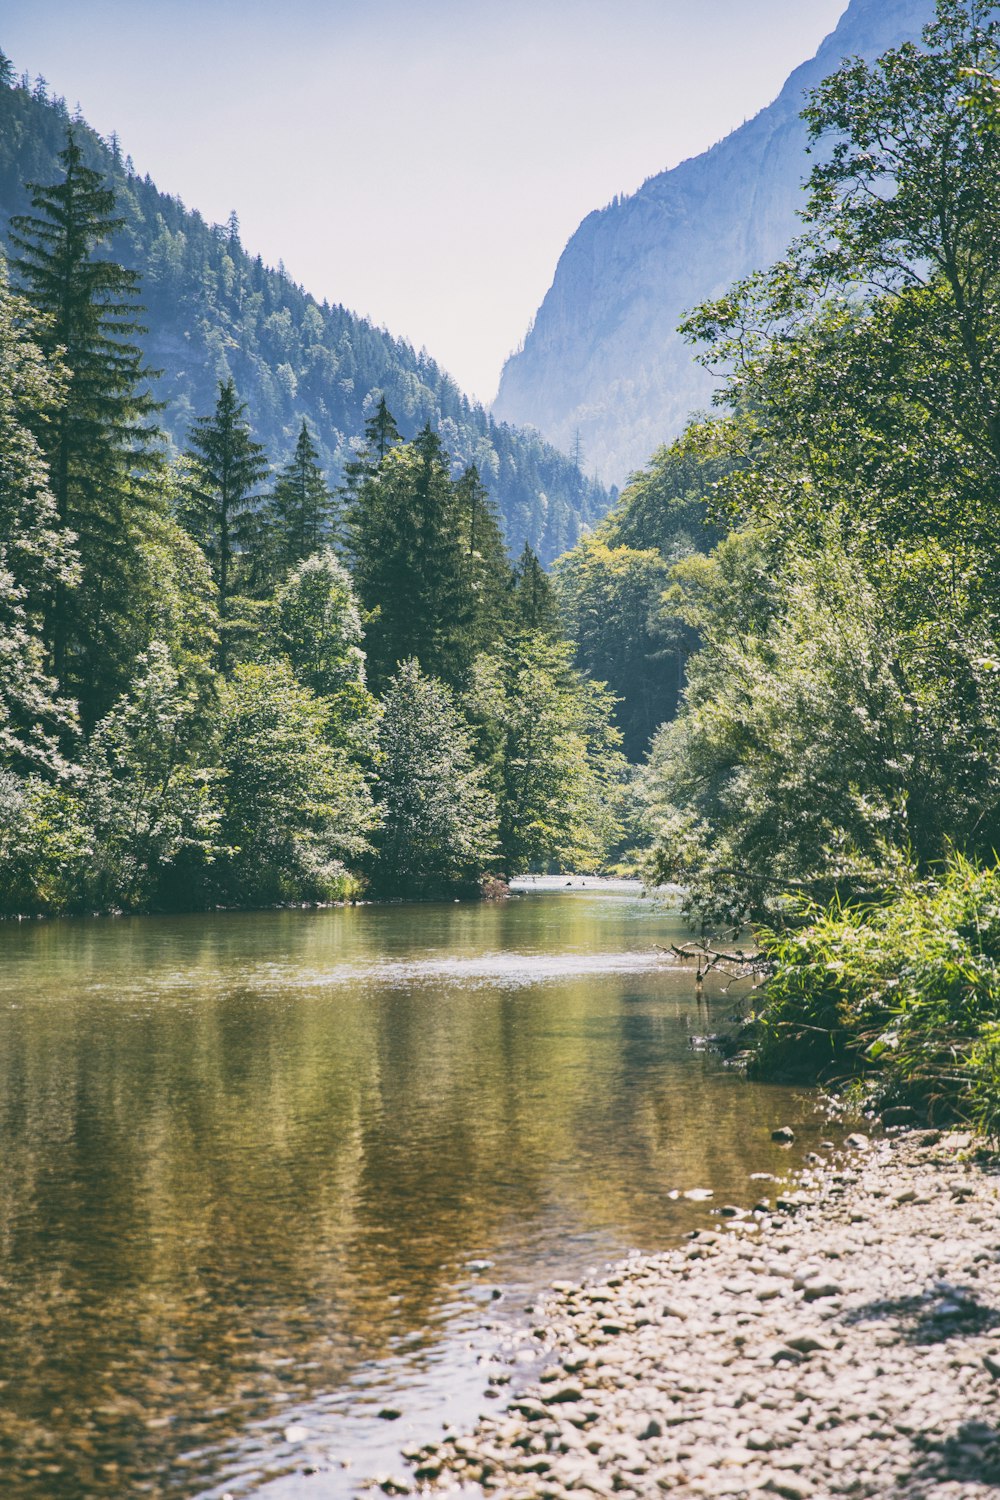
0;894;825;1497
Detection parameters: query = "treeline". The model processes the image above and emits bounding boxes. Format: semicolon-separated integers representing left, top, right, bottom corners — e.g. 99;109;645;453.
0;133;627;916
0;57;607;566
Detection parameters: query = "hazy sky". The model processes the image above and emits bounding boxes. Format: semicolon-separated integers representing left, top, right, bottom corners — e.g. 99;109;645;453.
4;0;848;401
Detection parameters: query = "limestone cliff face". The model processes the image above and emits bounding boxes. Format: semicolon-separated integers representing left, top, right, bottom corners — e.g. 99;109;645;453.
493;0;936;487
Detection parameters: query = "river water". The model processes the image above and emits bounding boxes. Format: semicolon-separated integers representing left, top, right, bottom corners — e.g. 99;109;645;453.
0;887;831;1498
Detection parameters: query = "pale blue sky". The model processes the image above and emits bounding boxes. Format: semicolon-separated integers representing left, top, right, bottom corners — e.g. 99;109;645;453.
4;0;847;400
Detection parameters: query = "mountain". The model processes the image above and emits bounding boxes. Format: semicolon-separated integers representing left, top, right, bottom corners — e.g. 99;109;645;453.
492;0;938;487
0;72;607;564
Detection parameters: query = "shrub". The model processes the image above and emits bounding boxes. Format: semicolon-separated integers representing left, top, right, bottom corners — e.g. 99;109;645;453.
752;853;1000;1137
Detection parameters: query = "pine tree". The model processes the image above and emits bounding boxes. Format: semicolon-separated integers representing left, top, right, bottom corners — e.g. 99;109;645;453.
11;128;161;721
267;420;336;577
340;394;402;502
512;544;561;636
455;463;512;653
181;378;268;670
348;425;472;689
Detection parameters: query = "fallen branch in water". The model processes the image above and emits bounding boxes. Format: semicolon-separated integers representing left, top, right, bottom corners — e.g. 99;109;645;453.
658;941;770;992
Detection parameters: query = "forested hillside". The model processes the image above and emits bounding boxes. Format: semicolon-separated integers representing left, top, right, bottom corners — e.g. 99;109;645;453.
0;65;606;563
0;101;628;917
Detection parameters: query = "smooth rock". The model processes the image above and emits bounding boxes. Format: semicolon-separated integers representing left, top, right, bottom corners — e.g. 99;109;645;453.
802;1282;840;1302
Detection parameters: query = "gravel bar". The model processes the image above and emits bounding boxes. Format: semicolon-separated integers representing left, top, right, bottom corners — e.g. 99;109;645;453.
402;1129;1000;1498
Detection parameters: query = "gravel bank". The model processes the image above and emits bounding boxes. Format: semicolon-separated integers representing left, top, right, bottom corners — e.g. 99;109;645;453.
404;1130;1000;1498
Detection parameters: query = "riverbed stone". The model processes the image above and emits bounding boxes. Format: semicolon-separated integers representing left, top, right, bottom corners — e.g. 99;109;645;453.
405;1131;1000;1499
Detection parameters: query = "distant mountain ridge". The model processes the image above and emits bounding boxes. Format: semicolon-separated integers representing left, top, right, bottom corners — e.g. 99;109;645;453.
0;73;607;564
493;0;938;486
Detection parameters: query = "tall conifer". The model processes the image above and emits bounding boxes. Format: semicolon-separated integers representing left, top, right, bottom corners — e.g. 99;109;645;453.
11;129;161;720
455;463;511;652
340;395;401;502
268;420;335;576
512;543;560;637
349;425;471;689
181;379;268;670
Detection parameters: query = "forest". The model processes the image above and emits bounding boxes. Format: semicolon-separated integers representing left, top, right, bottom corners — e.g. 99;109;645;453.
0;119;628;915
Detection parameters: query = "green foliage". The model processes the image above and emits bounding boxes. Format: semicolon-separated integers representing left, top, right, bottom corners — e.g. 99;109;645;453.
455;463;514;654
340;395;402;503
511;545;556;634
126;500;220;723
602;419;731;557
371;659;497;897
681;1;1000;570
268;547;376;752
753;855;1000;1139
0;88;624;920
81;642;224;910
643;1;1000;931
0;770;92;915
467;634;626;875
180;378;269;666
0;257;77;773
554;533;675;760
510;543;560;638
349;426;479;689
645;531;1000;926
217;660;375;904
552;419;731;760
266;420;337;578
11;129;162;722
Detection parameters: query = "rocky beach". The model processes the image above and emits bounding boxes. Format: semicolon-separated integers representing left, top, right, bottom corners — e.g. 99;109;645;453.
404;1130;1000;1498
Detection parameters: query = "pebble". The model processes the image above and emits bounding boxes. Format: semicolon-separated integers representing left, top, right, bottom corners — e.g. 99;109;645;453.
405;1132;1000;1498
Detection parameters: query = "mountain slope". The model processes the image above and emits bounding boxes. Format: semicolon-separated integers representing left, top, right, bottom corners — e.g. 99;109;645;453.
493;0;937;486
0;72;607;563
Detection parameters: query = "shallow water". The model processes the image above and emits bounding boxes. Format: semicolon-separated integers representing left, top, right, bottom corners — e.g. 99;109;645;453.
0;890;830;1497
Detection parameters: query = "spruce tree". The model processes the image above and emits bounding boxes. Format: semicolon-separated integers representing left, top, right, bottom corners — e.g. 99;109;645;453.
11;129;161;721
512;543;560;636
181;379;268;670
455;463;511;653
348;425;471;689
340;394;402;502
267;419;335;576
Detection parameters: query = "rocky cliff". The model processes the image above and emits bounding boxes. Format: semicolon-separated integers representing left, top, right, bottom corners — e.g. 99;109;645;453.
493;0;937;486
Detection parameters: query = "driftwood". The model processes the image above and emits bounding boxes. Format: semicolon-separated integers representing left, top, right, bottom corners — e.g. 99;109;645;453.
657;941;769;995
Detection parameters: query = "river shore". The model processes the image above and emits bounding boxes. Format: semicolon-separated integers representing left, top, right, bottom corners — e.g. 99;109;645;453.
404;1129;1000;1498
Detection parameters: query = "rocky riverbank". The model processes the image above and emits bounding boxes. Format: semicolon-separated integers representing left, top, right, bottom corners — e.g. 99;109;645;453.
404;1129;1000;1498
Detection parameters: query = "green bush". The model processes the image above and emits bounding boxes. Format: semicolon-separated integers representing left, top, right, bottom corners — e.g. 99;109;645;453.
752;853;1000;1137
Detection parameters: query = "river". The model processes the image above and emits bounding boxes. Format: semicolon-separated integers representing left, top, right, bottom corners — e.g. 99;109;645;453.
0;886;831;1498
